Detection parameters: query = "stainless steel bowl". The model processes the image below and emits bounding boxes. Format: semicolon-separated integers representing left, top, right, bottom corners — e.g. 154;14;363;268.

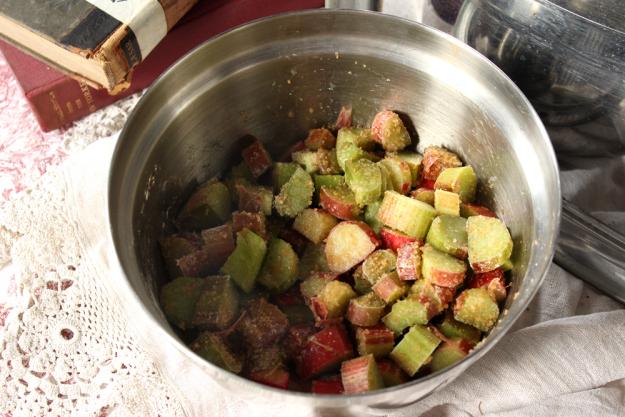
108;9;560;414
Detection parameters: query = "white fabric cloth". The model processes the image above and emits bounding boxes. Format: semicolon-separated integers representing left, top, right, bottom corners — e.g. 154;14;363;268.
1;134;623;417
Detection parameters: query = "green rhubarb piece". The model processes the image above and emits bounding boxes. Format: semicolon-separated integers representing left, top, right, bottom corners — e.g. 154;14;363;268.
316;281;357;319
390;325;441;376
377;161;394;193
382;296;428;334
412;188;435;206
317;148;341;174
454;288;500;332
394;152;423;187
426;215;468;259
336;128;378;171
257;238;299;293
421;245;467;288
313;174;345;196
274;167;314;218
378;157;412;194
372;272;407;304
159;276;204;330
272;162;299;193
501;258;513;272
192;276;239;330
364;201;384;234
438;311;481;343
435;166;477;203
377;191;436;239
336;127;376;149
293;150;320;173
220;228;267;293
293;209;338;244
298;243;330;280
300;272;334;300
467;215;513;273
430;341;467;372
341;354;385;393
345;159;383;206
352;265;372;295
176;181;231;231
362;249;397;285
347;292;386;327
191;332;243;374
158;234;201;278
434;189;461;217
355;326;395;358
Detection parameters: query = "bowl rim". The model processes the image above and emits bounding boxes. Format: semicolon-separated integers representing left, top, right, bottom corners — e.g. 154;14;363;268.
108;7;561;405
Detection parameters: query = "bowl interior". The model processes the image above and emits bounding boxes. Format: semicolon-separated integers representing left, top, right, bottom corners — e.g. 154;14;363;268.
108;9;560;409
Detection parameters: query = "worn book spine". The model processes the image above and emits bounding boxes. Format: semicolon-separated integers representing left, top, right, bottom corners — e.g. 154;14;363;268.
1;0;325;131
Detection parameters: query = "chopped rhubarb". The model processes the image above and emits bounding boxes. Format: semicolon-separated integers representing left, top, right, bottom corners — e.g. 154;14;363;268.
426;215;468;259
239;298;289;346
176;181;231;231
410;280;456;320
160;277;204;330
347;292;386;327
364;201;384;234
372;272;408;304
305;128;336;150
257;238;299;293
191;332;243;374
362;249;397;285
313;174;345;197
461;203;497;218
421;146;462;181
242;139;273;178
319;185;361;220
390;325;441;376
377;191;436;239
377;359;409;387
311;281;357;320
311;375;344;394
335;105;353;129
336;127;378;171
300;272;339;302
421;245;467;288
192;276;240;330
293;208;338;244
430;339;473;372
421;178;436;190
292;150;321;173
317;149;341;175
352;265;372;295
355;324;395;358
220;228;267;293
298;243;331;280
159;234;202;277
345;158;383;205
453;288;500;332
283;324;315;361
232;211;267;240
297;325;354;379
378;157;412;194
235;181;273;216
249;366;290;390
371;110;411;152
278;228;309;256
272;162;299;193
274;167;314;218
380;227;418;252
341;354;385;393
468;268;507;303
467;215;513;273
434;189;461;217
393;152;423;187
382;296;428;334
396;241;423;281
411;187;435;206
435;166;477;203
325;221;380;274
438;311;481;343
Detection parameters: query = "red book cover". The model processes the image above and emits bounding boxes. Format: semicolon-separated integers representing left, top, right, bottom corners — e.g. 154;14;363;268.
0;0;324;132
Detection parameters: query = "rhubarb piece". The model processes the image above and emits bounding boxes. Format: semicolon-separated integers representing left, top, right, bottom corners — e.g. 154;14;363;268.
191;332;243;374
396;241;422;281
319;185;360;220
453;288;500;332
159;234;203;277
467;215;513;273
249;366;290;390
227;161;255;186
335;105;353;129
201;223;235;256
345;158;383;206
377;359;409;387
438;311;481;343
411;188;435;206
421;245;467;288
325;221;380;273
232;211;267;239
336;128;378;171
177;181;231;231
435;166;477;203
382;296;428;334
313;174;345;197
300;272;338;302
468;268;507;303
341;354;385;393
281;304;315;325
239;298;289;346
364;201;384;234
352;265;372;295
377;191;437;239
272;162;299;193
426;215;468;259
390;325;441;376
292;150;321;173
410;280;456;320
305;128;336;150
337;141;379;172
421;178;436;190
317;149;341;175
380;227;418;252
274;167;314;218
430;339;471;372
394;152;423;187
434;189;461;217
362;249;397;285
311;375;344;394
378;157;412;194
377;161;394;193
311;281;357;320
242;139;273;178
371;110;411;152
293;209;338;244
277;228;308;256
257;238;299;293
235;181;273;215
192;276;239;329
501;258;513;271
297;325;354;379
283;324;315;360
347;292;386;327
461;203;497;218
355;325;395;358
298;243;331;280
160;277;204;330
247;345;290;389
220;228;267;293
421;146;462;181
372;272;408;304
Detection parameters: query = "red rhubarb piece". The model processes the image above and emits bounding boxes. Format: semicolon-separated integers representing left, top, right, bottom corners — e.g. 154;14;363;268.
380;227;418;252
297;325;354;379
242;139;273;178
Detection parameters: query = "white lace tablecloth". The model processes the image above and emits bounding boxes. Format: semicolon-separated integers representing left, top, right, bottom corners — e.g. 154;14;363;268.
1;50;625;417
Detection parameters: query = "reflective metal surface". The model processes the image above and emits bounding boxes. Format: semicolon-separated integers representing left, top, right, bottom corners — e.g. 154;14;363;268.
108;10;560;414
454;0;625;155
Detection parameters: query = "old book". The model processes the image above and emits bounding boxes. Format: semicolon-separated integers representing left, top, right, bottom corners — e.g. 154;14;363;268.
0;0;198;92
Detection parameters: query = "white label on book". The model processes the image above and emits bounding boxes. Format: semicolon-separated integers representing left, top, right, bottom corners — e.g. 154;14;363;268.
84;0;167;60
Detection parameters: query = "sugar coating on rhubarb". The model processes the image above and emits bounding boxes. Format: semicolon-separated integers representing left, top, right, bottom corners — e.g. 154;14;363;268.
434;189;461;217
426;215;468;260
382;296;428;334
393;152;423;187
274;167;314;218
372;271;408;304
362;249;397;285
390;325;441;376
377;191;436;239
192;275;239;330
257;238;299;293
220;228;267;293
421;146;462;181
293;208;338;244
434;165;477;203
371;110;411;152
347;292;386;327
341;354;385;393
421;245;467;288
378;157;412;195
467;215;513;273
355;324;395;358
176;180;231;231
191;332;243;374
325;221;379;273
345;158;383;206
160;276;205;330
454;287;500;332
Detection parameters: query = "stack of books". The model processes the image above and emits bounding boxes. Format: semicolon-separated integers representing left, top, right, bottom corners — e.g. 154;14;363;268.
0;0;324;131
